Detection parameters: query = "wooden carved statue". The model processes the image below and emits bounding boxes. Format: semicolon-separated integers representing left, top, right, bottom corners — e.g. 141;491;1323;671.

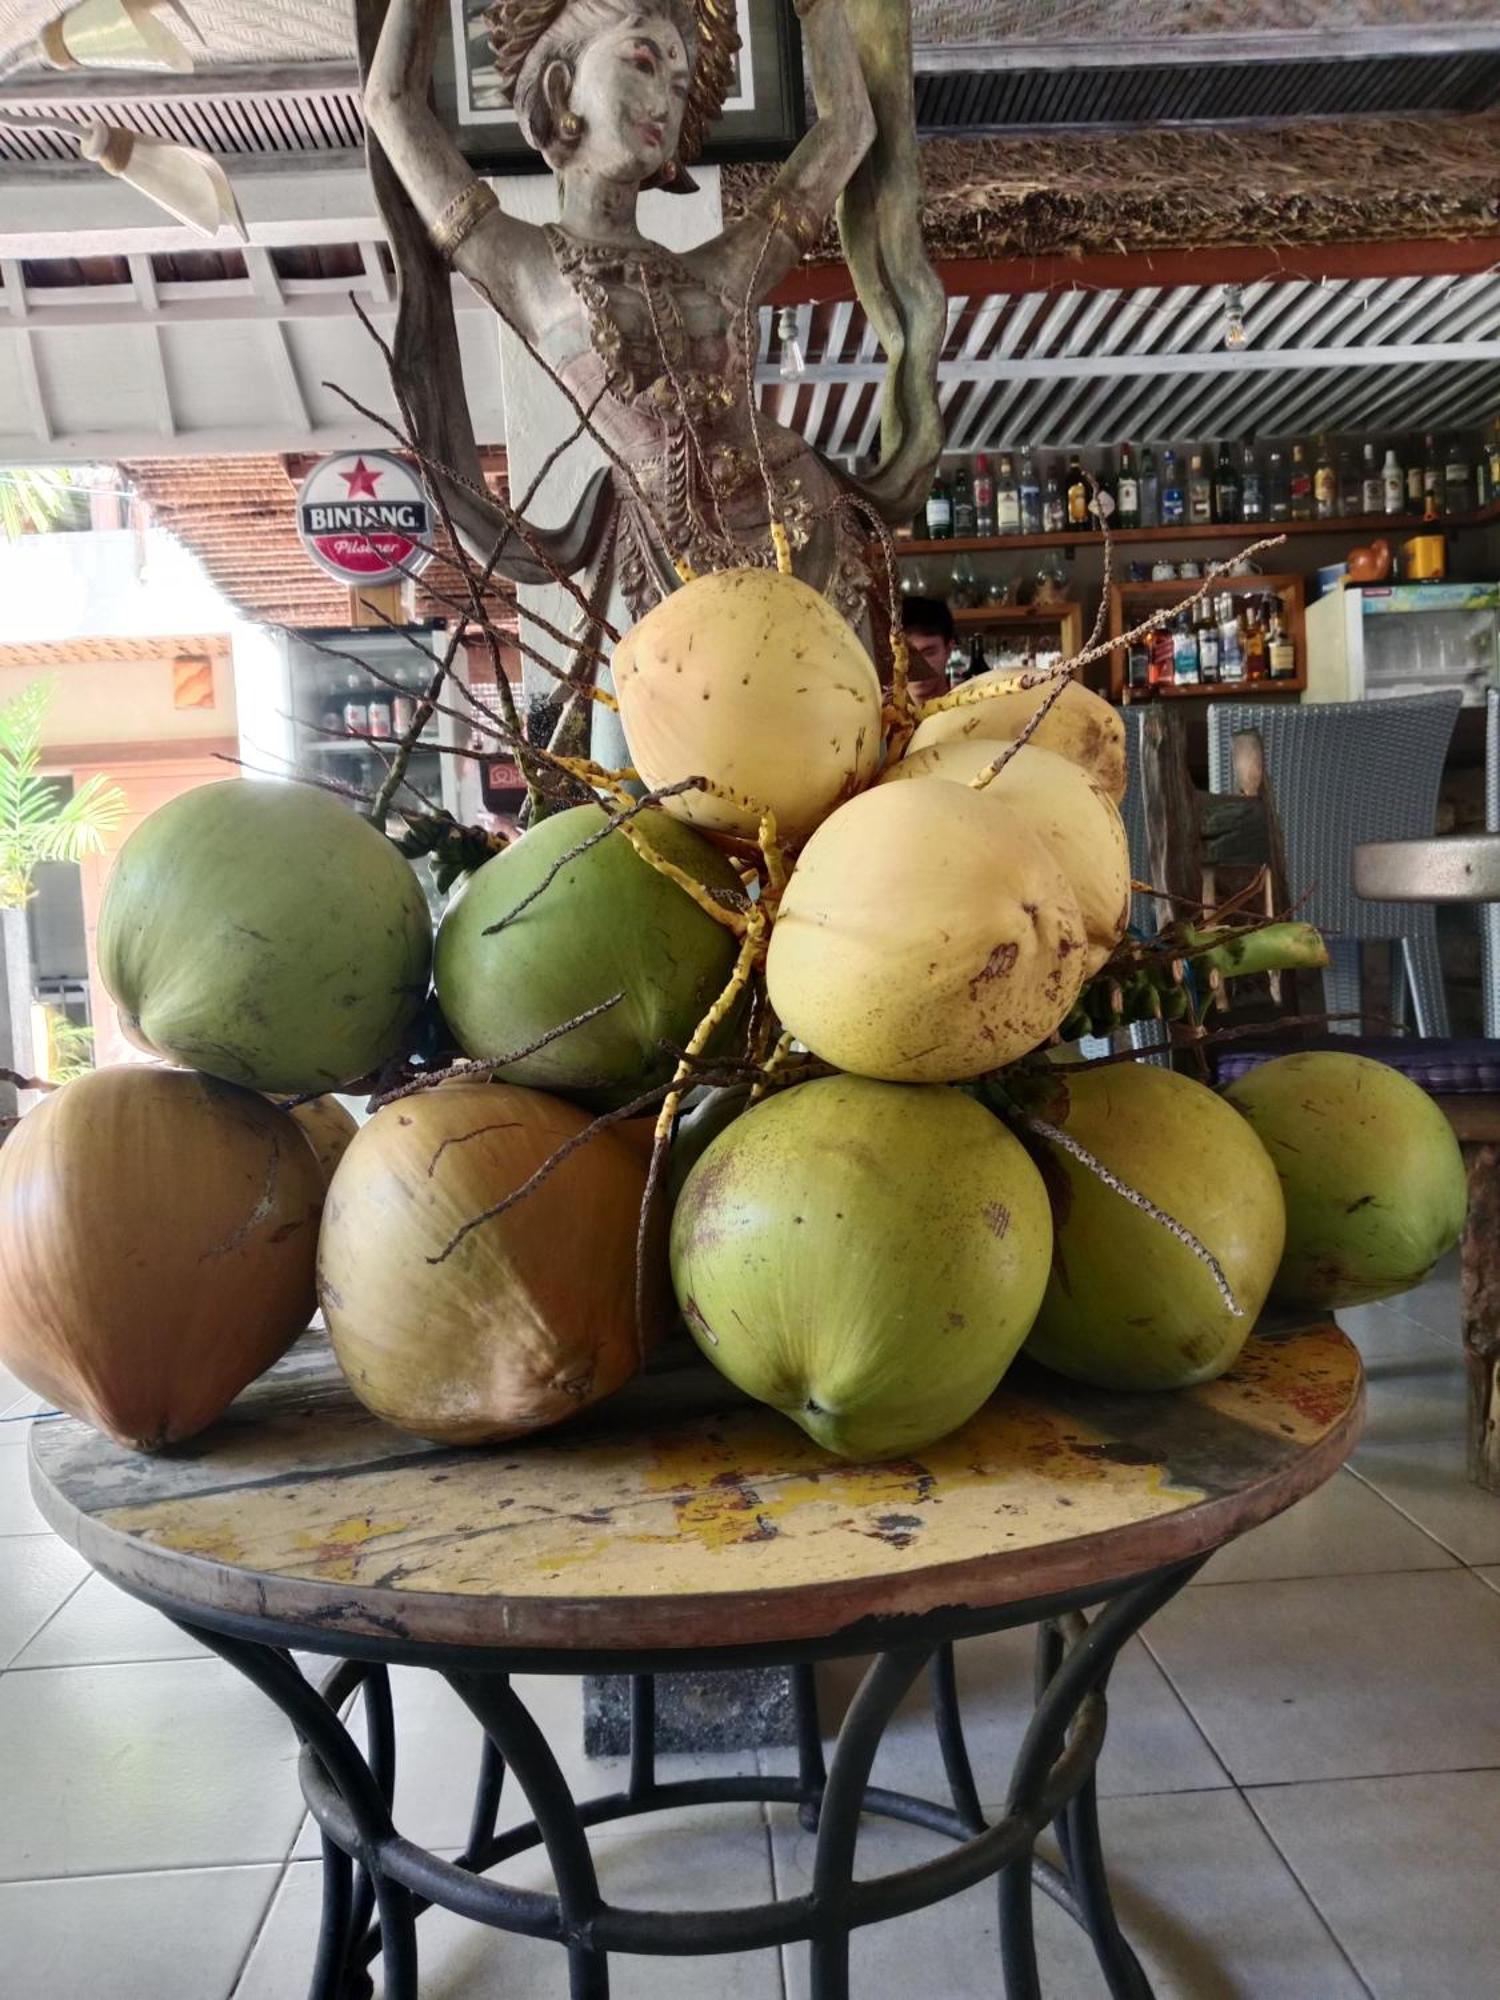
361;0;943;636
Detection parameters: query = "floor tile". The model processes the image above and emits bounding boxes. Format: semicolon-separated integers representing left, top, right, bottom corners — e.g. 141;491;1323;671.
243;1811;781;1999
1251;1769;1500;2000
0;1862;280;2000
14;1570;208;1668
0;1532;89;1666
0;1445;49;1534
0;1398;46;1446
1349;1433;1500;1565
1191;1467;1453;1584
1146;1568;1500;1785
1393;1254;1460;1342
771;1633;1227;1809
770;1788;1362;2000
0;1657;307;1879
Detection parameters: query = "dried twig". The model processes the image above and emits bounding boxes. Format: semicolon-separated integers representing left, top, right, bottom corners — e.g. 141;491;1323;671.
479;778;707;936
373;992;626;1106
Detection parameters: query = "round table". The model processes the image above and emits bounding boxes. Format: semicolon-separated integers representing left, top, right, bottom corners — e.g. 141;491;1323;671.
1353;830;1500;904
28;1322;1363;2000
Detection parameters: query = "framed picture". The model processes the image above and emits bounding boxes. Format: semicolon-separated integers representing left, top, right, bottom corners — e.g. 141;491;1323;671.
433;0;807;175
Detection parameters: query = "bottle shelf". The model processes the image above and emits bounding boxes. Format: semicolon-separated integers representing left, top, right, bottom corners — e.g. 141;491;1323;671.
897;512;1458;559
950;602;1077;621
1122;676;1306;702
1107;572;1306;705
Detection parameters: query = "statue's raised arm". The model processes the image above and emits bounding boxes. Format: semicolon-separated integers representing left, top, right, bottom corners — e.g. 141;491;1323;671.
358;0;942;609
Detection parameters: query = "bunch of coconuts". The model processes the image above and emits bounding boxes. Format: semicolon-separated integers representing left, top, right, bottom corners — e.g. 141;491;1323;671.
0;569;1467;1463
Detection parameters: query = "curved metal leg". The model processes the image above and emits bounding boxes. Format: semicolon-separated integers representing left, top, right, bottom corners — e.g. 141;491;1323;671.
1063;1772;1152;2000
179;1628;421;2000
1033;1618;1072;1871
461;1731;507;1869
808;1647;933;2000
628;1674;656;1801
793;1662;826;1832
447;1669;610;1999
930;1642;985;1835
309;1833;358;2000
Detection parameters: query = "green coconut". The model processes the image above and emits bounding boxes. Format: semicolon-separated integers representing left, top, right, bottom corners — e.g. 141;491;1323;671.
1026;1062;1286;1391
1224;1051;1467;1307
434;803;746;1108
670;1074;1053;1460
98;780;432;1095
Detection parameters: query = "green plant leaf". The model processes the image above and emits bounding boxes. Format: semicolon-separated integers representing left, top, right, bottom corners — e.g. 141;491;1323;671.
0;678;125;907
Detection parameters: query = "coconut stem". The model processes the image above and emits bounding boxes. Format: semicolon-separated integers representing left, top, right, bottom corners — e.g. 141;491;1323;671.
373;992;627;1107
1184;921;1332;979
1019;1111;1243;1317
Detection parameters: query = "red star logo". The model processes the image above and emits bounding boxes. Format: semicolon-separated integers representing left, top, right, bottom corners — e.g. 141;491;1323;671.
339;457;381;499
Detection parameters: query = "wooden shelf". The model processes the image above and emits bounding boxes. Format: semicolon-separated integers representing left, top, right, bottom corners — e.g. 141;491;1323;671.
896;512;1468;559
951;602;1076;622
1107;572;1306;705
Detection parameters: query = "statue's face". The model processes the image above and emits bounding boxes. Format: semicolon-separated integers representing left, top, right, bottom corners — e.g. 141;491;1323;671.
568;13;691;182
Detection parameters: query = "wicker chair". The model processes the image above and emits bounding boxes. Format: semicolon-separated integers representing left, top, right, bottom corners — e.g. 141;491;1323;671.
1483;689;1500;1039
1120;706;1158;937
1206;691;1461;1036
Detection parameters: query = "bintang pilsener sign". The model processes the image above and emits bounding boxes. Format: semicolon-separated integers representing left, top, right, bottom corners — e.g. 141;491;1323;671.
296;452;435;588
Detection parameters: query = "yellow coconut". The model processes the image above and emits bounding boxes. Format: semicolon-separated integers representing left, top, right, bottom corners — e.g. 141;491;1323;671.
612;568;882;846
905;672;1126;803
766;780;1088;1082
879;739;1129;977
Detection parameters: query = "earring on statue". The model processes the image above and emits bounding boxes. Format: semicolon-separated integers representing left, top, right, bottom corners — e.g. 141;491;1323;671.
559;110;583;140
660;160;678;184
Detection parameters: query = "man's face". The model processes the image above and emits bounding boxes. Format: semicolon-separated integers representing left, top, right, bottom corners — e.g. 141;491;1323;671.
905;628;950;678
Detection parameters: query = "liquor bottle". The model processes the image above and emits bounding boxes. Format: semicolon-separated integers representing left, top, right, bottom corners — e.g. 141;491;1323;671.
967;633;989;679
1268;602;1296;680
1423;433;1443;519
1161;449;1185;526
952;463;977;538
973;454;996;537
1187;451;1213;525
1116;443;1141;530
1445;439;1472;515
1339;448;1363;517
1406;445;1426;514
1213;440;1242;524
1243;597;1268;682
1314;437;1337;518
1172;609;1200;685
945;645;966;691
1360;442;1382;515
1065;453;1090;528
1289;443;1313;521
1218;592;1246;683
1150;621;1176;689
1197;598;1221;684
1042;465;1065;533
1240;441;1264;523
1488;423;1500;508
1266;446;1291;523
925;466;953;539
1094;449;1117;528
995;452;1022;534
1018;447;1042;534
342;672;368;736
1382;447;1404;516
1139;445;1160;528
1126;635;1151;694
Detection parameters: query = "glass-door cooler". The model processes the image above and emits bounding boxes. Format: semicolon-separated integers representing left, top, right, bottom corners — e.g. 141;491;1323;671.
1306;582;1500;704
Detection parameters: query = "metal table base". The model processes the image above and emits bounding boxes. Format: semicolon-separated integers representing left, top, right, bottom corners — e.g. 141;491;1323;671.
181;1559;1198;2000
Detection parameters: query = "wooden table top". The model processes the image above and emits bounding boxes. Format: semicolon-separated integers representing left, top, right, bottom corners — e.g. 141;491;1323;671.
28;1321;1362;1659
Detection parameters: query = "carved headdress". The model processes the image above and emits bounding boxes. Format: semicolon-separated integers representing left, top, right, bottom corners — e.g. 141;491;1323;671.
484;0;740;168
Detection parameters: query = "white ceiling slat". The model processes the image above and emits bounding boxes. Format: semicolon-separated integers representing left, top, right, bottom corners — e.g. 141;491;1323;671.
949;290;1054;452
1041;288;1161;446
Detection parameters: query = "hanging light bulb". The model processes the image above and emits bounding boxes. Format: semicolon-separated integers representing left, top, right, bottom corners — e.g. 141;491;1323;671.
0;112;244;240
34;0;201;73
777;304;805;382
1222;283;1248;350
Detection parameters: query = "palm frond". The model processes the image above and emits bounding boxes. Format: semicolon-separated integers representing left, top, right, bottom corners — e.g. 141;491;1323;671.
0;677;126;906
0;469;76;543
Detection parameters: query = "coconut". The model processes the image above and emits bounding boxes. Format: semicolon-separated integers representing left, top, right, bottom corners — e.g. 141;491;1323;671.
1223;1051;1466;1307
1025;1062;1286;1391
905;672;1126;803
671;1074;1052;1459
283;1096;359;1186
98;780;432;1095
0;1067;323;1449
612;568;883;846
433;803;745;1107
879;739;1130;977
318;1082;657;1444
765;780;1088;1082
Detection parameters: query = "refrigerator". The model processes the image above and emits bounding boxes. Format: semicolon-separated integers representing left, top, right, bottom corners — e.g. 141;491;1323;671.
1305;582;1500;705
233;624;479;916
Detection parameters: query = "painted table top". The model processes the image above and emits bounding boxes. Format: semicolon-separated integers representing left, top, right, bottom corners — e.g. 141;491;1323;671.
29;1321;1362;1657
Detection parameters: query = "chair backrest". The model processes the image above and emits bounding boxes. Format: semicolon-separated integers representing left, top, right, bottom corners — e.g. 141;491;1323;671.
1488;688;1500;836
1205;692;1460;939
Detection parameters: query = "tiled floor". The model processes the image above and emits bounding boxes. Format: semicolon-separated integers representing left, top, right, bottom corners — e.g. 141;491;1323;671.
3;1266;1498;1998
